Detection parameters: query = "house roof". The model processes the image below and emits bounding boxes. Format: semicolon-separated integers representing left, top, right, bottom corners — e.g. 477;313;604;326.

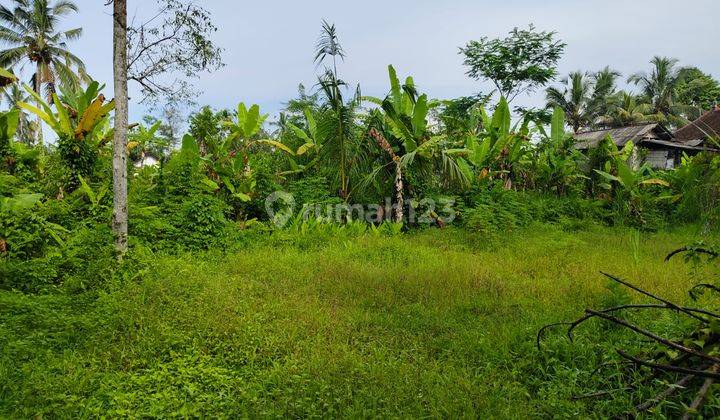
674;106;720;141
573;123;672;149
640;138;715;151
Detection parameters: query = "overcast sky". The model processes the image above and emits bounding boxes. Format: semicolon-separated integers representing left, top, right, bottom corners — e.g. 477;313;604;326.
37;0;720;122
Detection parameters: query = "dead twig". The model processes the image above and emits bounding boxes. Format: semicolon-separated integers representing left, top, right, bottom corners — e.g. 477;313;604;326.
617;351;720;380
681;365;719;420
665;247;718;262
589;310;720;364
627;373;696;416
600;272;709;323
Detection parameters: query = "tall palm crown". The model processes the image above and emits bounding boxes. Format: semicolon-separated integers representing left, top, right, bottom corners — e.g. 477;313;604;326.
545;72;593;133
628;56;687;123
599;92;657;128
314;20;345;80
0;0;86;97
545;67;619;133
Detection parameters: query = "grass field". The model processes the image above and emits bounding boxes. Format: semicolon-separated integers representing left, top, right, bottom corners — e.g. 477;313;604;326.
1;224;718;417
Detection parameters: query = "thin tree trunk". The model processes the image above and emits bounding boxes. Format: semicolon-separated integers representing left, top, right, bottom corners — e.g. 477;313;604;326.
112;0;129;255
34;67;43;146
394;160;404;223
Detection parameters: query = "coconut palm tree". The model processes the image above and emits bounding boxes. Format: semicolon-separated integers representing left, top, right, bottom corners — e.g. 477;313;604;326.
545;72;594;133
0;0;87;144
599;92;659;128
590;66;621;117
628;56;691;125
545;67;620;133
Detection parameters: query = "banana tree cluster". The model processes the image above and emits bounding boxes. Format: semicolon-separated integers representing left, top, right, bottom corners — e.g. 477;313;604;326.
593;143;670;219
19;81;114;189
450;97;531;190
532;107;587;195
363;65;469;221
194;102;290;202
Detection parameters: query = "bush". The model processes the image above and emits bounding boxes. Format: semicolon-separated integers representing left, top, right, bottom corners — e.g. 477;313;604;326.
173;194;231;250
0;220;115;293
460;188;606;236
0;207;55;260
287;176;339;208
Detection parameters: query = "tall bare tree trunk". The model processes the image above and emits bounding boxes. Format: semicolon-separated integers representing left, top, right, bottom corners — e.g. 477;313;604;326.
34;67;43;146
112;0;129;255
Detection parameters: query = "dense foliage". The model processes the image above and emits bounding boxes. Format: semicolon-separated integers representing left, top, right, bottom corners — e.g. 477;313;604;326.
1;6;720;417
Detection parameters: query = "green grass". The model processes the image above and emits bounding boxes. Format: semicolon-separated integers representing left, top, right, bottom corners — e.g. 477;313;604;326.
1;224;718;417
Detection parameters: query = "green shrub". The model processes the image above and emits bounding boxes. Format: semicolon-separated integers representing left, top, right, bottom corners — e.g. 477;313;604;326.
173;194;230;250
460;188;607;236
287;176;338;207
0;207;54;260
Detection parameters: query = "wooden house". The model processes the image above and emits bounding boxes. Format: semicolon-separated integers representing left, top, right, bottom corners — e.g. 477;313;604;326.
573;122;716;169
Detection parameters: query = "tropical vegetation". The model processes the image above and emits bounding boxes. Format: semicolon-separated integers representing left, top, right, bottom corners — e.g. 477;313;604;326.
1;3;720;417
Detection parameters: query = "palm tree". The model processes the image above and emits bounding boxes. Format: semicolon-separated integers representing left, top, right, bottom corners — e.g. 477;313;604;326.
316;70;364;200
314;20;344;80
590;66;621;117
0;0;87;144
2;83;35;143
545;67;620;133
545;72;594;133
313;21;362;200
599;92;659;128
628;56;691;125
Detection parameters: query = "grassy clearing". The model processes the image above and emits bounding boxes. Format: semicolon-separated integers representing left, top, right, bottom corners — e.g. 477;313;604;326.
1;224;718;417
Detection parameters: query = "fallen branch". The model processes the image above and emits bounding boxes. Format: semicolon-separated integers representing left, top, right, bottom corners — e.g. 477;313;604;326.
589;310;720;365
630;373;695;414
616;351;720;380
600;272;709;323
539;257;720;417
665;247;719;262
681;375;716;420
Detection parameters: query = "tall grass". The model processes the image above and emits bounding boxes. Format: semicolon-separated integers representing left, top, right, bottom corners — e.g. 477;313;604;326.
0;224;716;417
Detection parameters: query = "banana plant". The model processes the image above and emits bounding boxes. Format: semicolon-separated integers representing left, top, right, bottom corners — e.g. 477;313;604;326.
453;97;531;189
223;102;292;155
19;82;114;142
594;161;669;194
363;65;469;220
364;65;435;153
594;157;670;220
286;108;321;156
201;103;292;202
18;82;115;188
277;108;323;176
532;107;586;195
